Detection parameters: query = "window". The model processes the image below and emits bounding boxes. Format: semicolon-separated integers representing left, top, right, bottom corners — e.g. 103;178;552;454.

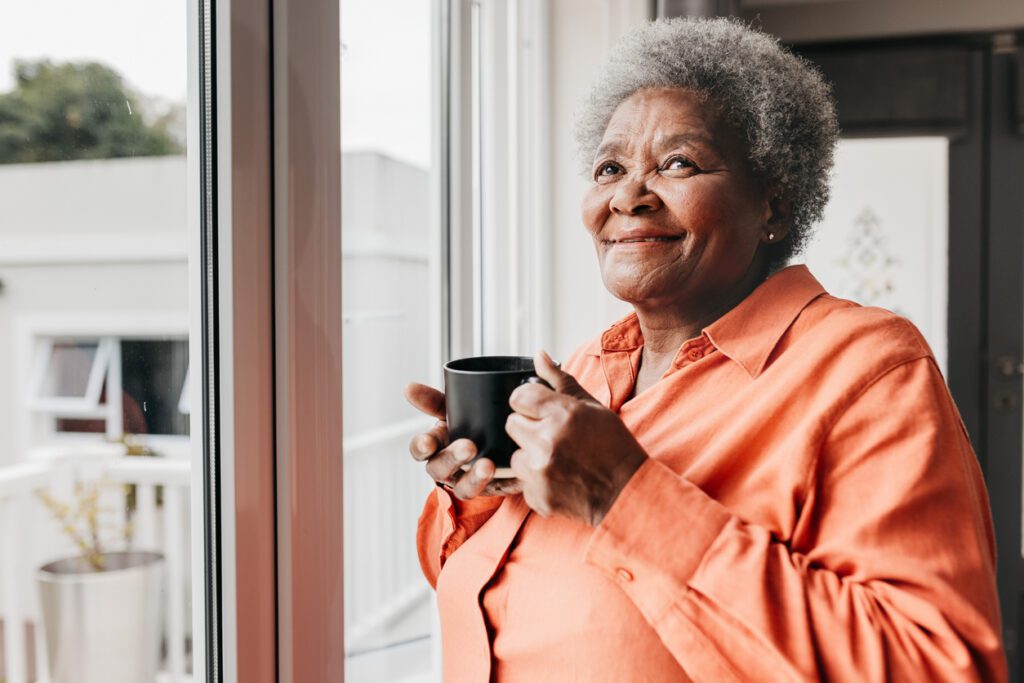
0;0;195;680
29;336;189;439
340;0;440;678
338;1;553;679
28;338;114;414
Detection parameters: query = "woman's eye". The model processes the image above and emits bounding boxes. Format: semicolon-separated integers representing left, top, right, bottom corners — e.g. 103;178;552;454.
595;161;622;179
662;156;697;172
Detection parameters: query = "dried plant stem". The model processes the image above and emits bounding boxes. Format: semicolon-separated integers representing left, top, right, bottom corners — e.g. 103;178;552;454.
37;485;108;571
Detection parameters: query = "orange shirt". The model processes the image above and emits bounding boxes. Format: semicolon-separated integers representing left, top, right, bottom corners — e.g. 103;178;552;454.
417;265;1006;682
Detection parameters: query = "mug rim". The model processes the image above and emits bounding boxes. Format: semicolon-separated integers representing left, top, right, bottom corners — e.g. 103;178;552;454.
444;355;535;374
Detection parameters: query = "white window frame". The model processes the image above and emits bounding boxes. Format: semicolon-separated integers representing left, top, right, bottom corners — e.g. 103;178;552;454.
13;313;191;458
178;366;190;415
449;0;553;358
27;336;115;415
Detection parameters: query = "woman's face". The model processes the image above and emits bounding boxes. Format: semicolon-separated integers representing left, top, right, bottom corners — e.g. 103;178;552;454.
582;87;778;311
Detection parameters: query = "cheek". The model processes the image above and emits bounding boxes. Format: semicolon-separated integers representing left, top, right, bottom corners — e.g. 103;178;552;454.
664;182;761;241
581;186;609;237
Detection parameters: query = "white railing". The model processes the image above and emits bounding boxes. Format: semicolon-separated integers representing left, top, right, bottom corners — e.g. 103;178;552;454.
343;417;435;654
2;424;435;681
0;462;51;683
0;452;192;683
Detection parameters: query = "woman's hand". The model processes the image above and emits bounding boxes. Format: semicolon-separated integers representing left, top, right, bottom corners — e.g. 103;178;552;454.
404;383;523;499
505;351;648;527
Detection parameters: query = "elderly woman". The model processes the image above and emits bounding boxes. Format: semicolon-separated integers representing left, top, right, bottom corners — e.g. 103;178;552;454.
405;17;1005;682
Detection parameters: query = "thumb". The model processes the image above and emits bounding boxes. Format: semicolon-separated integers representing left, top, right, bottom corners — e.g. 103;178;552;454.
533;349;597;403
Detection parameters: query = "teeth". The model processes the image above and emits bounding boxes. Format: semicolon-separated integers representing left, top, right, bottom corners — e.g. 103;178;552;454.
616;237;676;243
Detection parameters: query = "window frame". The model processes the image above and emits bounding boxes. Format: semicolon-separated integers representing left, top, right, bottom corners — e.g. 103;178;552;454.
27;336;114;415
192;0;555;678
14;313;191;453
455;0;553;357
193;0;343;679
28;335;190;441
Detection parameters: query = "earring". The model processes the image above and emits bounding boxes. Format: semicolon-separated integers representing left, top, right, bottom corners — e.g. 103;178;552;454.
767;232;775;241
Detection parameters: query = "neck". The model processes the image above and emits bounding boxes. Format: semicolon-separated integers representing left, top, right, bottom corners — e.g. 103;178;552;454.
633;262;768;358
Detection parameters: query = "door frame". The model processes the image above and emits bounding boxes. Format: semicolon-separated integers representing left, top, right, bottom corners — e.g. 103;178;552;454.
191;0;343;680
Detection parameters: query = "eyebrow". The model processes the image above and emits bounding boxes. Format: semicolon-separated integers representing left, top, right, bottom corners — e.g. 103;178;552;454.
594;132;719;162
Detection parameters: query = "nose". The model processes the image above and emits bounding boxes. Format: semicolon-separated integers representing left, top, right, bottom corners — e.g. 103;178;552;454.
609;173;662;216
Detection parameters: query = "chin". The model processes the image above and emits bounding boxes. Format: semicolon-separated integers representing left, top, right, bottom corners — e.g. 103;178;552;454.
601;272;681;307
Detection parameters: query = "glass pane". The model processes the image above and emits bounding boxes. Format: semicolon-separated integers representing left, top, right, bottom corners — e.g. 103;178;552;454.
121;339;190;437
40;342;100;399
341;0;438;679
799;137;949;373
0;1;194;682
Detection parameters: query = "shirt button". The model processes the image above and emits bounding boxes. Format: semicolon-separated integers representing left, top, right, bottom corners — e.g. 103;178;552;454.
616;567;634;582
687;348;703;361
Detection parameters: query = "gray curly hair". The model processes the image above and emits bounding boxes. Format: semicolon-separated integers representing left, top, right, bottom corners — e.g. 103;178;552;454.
574;17;839;269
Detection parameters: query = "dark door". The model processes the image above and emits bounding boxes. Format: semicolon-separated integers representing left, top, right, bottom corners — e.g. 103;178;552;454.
796;35;1024;679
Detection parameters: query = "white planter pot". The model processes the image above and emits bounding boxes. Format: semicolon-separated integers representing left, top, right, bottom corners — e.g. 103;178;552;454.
38;551;164;683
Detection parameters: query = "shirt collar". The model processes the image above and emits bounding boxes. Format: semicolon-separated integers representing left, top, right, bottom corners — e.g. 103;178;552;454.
590;265;826;377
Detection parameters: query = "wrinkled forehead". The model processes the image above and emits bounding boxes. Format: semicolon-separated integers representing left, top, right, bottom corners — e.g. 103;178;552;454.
595;87;741;161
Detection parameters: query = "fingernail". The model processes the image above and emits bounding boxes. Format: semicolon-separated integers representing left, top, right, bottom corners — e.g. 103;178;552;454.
455;446;474;462
415;435;432;454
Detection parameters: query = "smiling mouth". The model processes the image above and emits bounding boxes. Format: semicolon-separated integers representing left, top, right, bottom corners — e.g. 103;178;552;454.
604;235;683;244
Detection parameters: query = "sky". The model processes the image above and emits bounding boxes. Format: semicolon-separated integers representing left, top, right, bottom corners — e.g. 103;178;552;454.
0;0;432;168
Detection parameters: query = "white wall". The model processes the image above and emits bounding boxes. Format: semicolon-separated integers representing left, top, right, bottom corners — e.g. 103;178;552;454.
0;157;191;467
0;157;187;241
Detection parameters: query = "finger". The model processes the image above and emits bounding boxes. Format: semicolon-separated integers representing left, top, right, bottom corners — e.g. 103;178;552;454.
508;439;548;473
533;350;597;403
484;476;524;496
505;412;547;453
404;382;446;420
509;448;530;480
452;458;495;500
510;450;550;516
408;420;450;461
508;382;560;419
425;438;477;484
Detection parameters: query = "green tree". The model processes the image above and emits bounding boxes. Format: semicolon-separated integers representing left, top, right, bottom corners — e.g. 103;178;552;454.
0;60;183;164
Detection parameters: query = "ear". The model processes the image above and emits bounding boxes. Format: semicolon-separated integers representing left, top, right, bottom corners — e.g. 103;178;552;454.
761;191;792;245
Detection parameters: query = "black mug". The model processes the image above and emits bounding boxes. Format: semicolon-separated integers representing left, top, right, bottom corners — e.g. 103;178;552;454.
443;356;549;478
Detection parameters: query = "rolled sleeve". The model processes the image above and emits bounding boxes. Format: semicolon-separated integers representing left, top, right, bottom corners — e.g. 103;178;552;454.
584;457;731;623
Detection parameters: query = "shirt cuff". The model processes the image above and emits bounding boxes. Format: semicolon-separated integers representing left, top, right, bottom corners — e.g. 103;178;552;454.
584;457;732;623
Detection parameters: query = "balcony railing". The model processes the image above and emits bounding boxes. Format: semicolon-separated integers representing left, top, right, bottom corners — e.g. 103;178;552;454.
343;417;436;654
1;421;437;683
0;450;191;683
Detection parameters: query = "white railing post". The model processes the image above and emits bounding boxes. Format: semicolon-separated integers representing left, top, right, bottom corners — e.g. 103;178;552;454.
163;485;186;681
135;483;159;551
1;497;28;683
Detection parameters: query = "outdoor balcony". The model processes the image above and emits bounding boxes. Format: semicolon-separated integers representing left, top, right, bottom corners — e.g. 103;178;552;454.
0;427;436;683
